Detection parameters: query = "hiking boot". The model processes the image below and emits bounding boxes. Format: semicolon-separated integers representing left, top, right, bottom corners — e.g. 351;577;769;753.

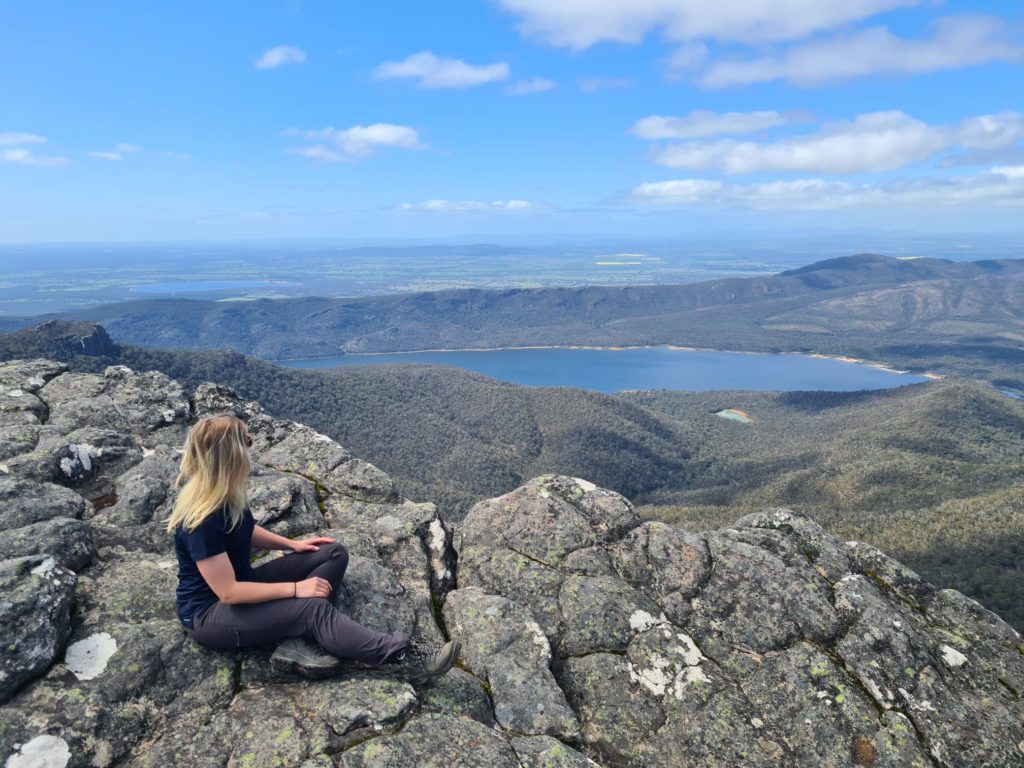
407;638;461;687
271;637;341;669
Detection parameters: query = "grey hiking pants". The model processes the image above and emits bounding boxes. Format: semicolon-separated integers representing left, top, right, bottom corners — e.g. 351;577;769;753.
183;541;409;665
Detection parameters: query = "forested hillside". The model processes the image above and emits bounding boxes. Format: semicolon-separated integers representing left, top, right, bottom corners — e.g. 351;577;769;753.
6;254;1024;389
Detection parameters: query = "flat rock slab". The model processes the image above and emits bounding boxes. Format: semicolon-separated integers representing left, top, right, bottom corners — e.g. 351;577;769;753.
459;475;639;568
39;366;189;438
0;555;77;704
339;713;521;768
0;477;86;530
131;676;418;767
72;552;180;630
512;735;603;768
444;587;579;740
0;518;94;572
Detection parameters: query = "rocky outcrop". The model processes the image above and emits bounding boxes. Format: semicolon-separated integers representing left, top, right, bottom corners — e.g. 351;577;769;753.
0;357;457;768
0;320;117;362
1;357;1021;768
453;483;1023;767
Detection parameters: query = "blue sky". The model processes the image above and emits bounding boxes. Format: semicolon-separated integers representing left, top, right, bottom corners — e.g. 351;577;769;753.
0;0;1021;242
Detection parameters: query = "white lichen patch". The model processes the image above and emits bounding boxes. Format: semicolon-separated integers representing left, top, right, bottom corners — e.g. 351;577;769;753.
862;677;892;708
60;443;98;476
527;620;550;654
678;666;709;687
312;432;333;443
629;633;709;701
141;446;155;457
750;717;764;729
30;558;57;576
157;560;175;570
373;515;403;537
939;644;968;668
671;633;704;666
64;632;118;681
427;518;451;581
429;518;446;552
0;464;8;474
4;734;72;768
629;609;668;633
573;478;597;492
628;656;673;696
27;375;45;388
7;388;24;398
899;687;938;713
162;409;176;423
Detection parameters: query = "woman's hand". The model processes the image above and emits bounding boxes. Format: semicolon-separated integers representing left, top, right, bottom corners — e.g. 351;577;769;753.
290;536;337;552
295;576;333;599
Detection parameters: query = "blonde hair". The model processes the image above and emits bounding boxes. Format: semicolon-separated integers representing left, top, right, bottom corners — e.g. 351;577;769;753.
164;414;251;534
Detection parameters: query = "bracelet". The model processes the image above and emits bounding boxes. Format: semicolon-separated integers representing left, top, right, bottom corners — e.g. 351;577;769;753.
293;582;297;598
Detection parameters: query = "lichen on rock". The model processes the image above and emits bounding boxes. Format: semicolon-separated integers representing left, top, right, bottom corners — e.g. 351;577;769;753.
0;356;1021;768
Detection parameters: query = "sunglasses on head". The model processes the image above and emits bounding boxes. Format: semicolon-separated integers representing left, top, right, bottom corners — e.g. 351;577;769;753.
244;434;253;447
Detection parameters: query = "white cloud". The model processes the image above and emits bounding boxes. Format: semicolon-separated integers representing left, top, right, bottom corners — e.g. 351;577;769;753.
507;77;556;95
497;0;921;49
255;45;307;70
993;165;1024;179
958;113;1024;150
373;51;509;89
2;148;68;166
663;42;709;80
88;143;142;161
631;110;812;140
401;199;533;212
286;123;425;162
699;15;1024;88
631;179;725;204
645;111;1024;175
578;77;634;92
629;166;1024;209
0;132;67;166
0;132;46;146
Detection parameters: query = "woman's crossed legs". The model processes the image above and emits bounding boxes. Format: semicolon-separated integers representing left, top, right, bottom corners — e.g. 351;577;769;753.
184;542;409;664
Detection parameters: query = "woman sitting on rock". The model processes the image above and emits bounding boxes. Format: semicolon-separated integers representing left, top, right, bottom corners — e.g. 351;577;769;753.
164;413;459;683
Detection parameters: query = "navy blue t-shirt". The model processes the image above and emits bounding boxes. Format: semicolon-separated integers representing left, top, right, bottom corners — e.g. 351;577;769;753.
174;504;256;629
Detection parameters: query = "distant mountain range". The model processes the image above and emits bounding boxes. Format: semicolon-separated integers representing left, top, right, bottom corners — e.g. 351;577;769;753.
3;253;1024;388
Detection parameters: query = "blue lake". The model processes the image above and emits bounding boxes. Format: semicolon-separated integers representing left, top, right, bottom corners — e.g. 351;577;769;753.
280;346;932;393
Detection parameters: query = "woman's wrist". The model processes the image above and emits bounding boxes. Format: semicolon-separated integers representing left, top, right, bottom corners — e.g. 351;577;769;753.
293;581;297;598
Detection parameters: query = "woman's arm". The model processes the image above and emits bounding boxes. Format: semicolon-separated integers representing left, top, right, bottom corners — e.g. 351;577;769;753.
197;553;333;603
251;524;297;552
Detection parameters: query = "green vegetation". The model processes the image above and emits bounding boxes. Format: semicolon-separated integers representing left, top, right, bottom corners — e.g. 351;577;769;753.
14;253;1024;391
